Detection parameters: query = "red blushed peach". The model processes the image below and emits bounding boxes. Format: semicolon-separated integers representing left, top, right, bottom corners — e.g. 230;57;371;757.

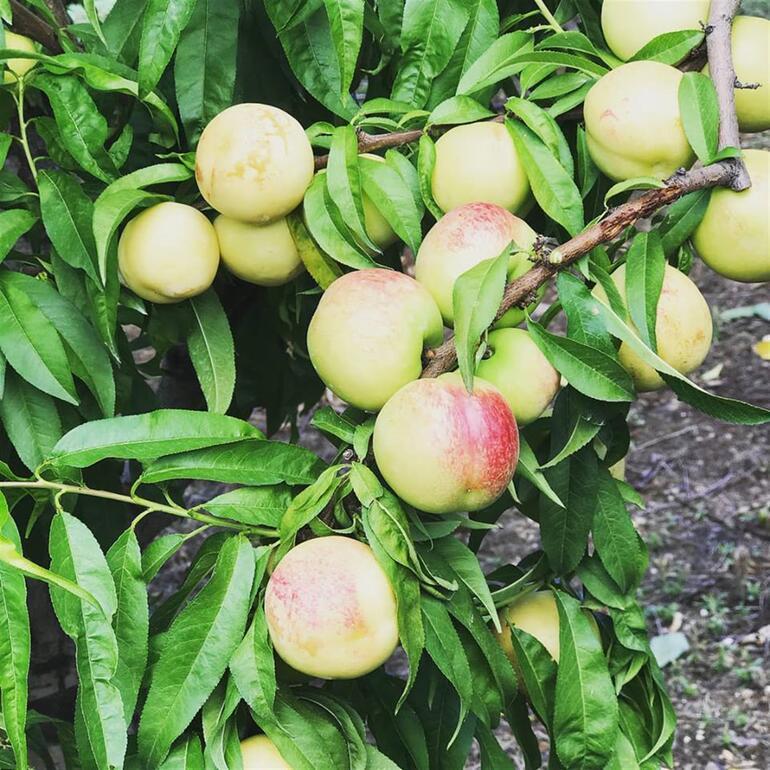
373;372;519;514
307;268;444;411
415;203;538;326
264;537;399;680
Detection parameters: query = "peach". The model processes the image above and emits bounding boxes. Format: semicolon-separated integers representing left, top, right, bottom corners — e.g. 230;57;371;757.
214;215;304;286
592;263;713;391
373;372;519;514
431;122;530;214
727;17;770;132
240;735;292;768
601;0;710;61
195;103;314;223
476;329;560;425
3;30;37;83
264;537;398;679
117;202;219;303
584;61;694;181
307;268;444;411
692;149;770;282
415;203;538;326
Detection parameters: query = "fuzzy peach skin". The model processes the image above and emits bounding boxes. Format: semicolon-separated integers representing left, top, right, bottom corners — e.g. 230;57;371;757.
373;372;519;514
118;202;219;304
584;61;695;182
431;122;531;214
601;0;710;61
476;329;560;426
3;30;37;83
593;263;713;392
307;269;444;411
214;215;304;286
415;202;538;326
195;103;314;223
265;537;399;680
692;149;770;282
240;735;292;768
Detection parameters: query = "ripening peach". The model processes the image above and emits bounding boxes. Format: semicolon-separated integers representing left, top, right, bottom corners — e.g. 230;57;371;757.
307;269;444;411
2;30;37;83
592;263;713;391
195;103;314;223
584;61;694;181
431;122;531;214
415;202;538;326
373;372;519;514
476;328;560;425
214;215;304;286
727;16;770;132
601;0;710;61
117;202;219;303
692;149;770;282
240;735;292;769
265;537;399;679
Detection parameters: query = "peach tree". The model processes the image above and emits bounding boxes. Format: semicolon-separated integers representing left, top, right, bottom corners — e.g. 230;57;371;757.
0;0;768;768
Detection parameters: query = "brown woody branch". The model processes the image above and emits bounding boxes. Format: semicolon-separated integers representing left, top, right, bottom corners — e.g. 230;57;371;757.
8;0;63;53
420;0;749;378
41;0;72;30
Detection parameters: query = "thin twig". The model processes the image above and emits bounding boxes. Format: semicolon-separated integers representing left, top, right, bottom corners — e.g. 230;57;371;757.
41;0;72;30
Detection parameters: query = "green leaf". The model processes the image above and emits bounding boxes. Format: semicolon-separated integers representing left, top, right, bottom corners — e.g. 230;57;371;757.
287;210;344;289
456;30;532;94
417;134;443;219
142;533;189;582
138;0;197;97
678;72;720;164
577;555;632;610
553;592;618;769
476;721;516;768
187;290;235;414
0;209;36;264
557;271;616;356
200;486;291;528
323;0;365;94
160;734;205;770
428;95;494;126
49;512;127;770
49;410;262;467
603;177;666;206
230;606;276;719
515;435;564;508
0;496;30;770
507;120;583;236
506;625;557;724
0;277;78;405
527;319;635;403
453;250;510;391
390;0;471;108
630;29;704;66
506;96;573;176
83;0;108;45
106;528;148;723
0;370;62;472
624;231;665;351
140;439;326;486
103;0;148;66
138;536;255;768
174;0;239;144
659;189;710;256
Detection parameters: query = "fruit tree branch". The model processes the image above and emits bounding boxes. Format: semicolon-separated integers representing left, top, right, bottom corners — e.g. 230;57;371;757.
8;1;63;53
421;0;748;378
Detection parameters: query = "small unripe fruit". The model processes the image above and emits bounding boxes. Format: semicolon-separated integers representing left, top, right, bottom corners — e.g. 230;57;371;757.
307;269;444;412
240;735;292;769
373;372;519;514
610;457;627;481
431;122;530;214
730;17;770;132
592;263;713;392
265;537;398;680
584;61;694;182
415;203;538;326
2;30;36;83
692;149;770;283
476;329;560;426
601;0;710;61
117;202;219;304
195;103;314;223
214;215;304;286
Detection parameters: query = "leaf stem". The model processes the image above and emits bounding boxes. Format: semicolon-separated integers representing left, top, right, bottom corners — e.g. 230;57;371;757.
14;78;38;183
533;0;564;34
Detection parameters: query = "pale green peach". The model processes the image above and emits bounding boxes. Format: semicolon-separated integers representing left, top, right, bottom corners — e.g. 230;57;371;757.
214;215;304;286
195;103;314;223
373;372;519;514
601;0;710;61
728;17;770;132
307;268;443;411
431;122;530;214
265;537;398;680
593;263;713;391
610;457;626;480
584;61;695;181
2;30;37;83
118;202;219;304
240;735;292;768
476;329;560;425
415;202;538;326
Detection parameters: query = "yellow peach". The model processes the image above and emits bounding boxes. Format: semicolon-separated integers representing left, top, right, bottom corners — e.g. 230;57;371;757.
730;16;770;133
240;735;292;769
2;30;37;83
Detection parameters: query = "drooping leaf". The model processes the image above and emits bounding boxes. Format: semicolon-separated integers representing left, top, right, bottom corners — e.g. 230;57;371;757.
0;209;37;264
624;231;665;351
678;72;720;164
